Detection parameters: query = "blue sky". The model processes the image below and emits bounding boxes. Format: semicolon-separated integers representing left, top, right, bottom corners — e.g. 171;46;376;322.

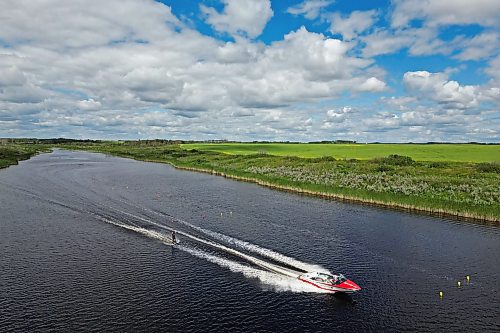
0;0;498;142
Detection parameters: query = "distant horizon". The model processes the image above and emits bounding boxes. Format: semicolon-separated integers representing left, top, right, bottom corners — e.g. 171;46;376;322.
0;1;499;142
2;137;499;145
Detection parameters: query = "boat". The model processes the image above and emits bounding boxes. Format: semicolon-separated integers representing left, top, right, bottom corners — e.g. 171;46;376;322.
298;271;361;293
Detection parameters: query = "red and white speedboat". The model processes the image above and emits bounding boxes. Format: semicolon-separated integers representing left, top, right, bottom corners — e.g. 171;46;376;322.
298;272;361;293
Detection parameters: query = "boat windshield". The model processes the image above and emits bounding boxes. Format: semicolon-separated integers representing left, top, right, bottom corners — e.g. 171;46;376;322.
312;273;347;284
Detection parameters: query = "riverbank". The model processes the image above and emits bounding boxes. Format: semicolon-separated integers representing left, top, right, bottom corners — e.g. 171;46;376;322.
57;142;500;224
0;144;50;169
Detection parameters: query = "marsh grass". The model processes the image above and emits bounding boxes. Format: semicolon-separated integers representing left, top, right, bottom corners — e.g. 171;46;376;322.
0;144;49;169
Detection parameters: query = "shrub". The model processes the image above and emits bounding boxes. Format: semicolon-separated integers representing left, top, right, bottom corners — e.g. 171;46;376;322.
475;162;500;173
375;154;415;166
428;161;449;168
312;156;336;162
376;164;394;172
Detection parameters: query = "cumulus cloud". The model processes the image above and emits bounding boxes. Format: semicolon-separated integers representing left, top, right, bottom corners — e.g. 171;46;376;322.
403;71;480;109
0;1;496;142
200;0;273;38
0;0;391;140
287;0;334;20
328;10;378;40
325;106;353;123
357;77;387;92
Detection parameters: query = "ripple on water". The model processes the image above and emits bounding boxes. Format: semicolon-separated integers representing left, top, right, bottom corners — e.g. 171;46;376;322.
1;150;499;332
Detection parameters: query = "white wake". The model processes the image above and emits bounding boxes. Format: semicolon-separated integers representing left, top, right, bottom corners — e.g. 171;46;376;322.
179;246;325;293
94;213;327;293
109;208;327;274
175;219;329;274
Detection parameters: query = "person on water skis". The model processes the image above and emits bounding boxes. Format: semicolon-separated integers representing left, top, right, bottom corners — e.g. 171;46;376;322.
171;230;177;244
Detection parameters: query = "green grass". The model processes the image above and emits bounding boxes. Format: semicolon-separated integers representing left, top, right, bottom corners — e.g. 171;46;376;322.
0;144;49;169
181;143;500;163
58;142;500;223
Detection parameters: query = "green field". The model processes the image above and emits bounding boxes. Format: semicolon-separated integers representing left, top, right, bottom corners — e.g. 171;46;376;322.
182;143;500;163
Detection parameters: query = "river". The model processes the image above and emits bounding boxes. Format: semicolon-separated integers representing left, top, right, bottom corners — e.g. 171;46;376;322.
0;149;498;332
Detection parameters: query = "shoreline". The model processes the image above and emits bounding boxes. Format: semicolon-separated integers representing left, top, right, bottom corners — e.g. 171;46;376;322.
0;146;49;170
136;157;499;225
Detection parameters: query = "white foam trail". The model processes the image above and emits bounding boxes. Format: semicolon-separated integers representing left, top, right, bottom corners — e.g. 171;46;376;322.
95;211;299;276
176;219;329;273
111;204;326;273
94;214;325;293
114;204;328;273
178;246;326;293
93;214;175;245
101;209;326;276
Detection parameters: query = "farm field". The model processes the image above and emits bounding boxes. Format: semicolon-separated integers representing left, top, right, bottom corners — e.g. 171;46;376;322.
181;143;500;163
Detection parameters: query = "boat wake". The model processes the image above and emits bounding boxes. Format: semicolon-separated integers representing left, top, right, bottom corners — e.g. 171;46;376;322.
179;246;324;293
174;219;329;274
94;210;328;293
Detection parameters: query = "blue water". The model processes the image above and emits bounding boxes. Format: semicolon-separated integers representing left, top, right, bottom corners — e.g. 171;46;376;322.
0;149;498;332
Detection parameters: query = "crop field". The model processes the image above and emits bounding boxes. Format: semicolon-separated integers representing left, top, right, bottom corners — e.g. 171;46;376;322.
181;143;500;163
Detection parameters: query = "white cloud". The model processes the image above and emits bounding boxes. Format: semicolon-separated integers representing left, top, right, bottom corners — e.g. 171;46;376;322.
380;96;417;111
77;99;102;111
325;106;353;123
287;0;334;20
328;10;378;40
0;1;388;140
452;32;500;61
357;77;387;92
0;0;180;49
391;0;500;28
485;55;500;82
359;1;500;59
0;0;496;142
361;27;452;57
404;71;479;109
361;29;413;57
200;0;273;38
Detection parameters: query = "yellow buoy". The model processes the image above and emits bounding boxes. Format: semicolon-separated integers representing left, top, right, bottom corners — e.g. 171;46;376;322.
457;281;461;287
439;291;443;298
466;275;470;282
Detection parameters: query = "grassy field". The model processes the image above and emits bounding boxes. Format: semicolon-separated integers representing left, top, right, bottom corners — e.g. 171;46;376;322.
58;141;500;223
182;143;500;163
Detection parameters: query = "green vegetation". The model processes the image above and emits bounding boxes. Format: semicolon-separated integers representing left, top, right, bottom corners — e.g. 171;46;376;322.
0;143;49;169
58;141;500;223
182;143;500;163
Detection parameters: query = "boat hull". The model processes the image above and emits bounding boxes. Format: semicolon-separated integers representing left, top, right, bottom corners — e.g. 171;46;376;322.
298;276;361;293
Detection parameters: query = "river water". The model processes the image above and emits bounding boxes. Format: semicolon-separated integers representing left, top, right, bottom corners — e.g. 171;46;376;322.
0;149;498;332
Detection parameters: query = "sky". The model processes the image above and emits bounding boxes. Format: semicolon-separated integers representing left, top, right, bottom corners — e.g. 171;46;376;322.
0;0;499;142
